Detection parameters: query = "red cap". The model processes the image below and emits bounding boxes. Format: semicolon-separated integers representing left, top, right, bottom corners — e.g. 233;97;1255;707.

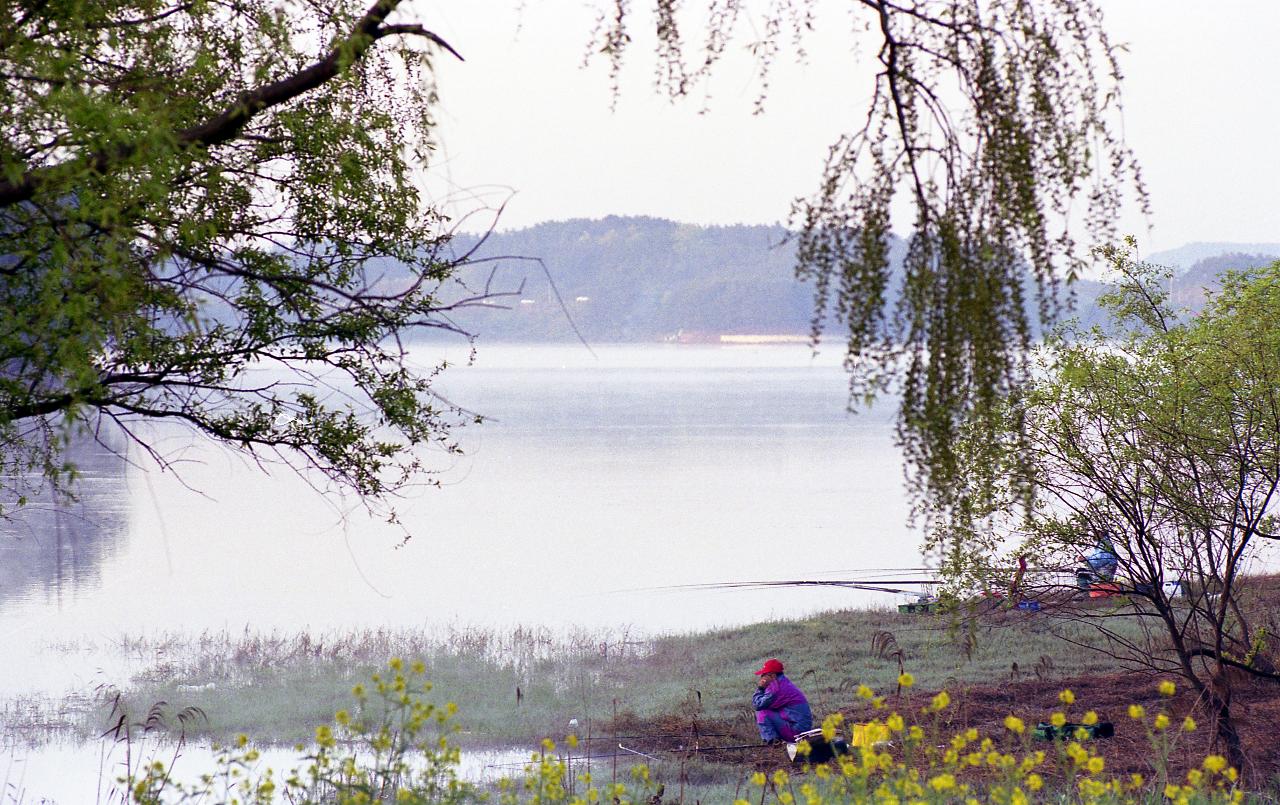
754;658;784;675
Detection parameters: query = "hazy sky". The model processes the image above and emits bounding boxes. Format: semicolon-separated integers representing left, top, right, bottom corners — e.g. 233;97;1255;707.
421;2;1280;254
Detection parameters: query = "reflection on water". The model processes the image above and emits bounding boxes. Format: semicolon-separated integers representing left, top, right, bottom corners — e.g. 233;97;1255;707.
0;436;130;612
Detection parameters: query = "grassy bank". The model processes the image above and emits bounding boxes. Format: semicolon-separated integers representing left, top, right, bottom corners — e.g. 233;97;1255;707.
71;604;1142;748
13;599;1280;800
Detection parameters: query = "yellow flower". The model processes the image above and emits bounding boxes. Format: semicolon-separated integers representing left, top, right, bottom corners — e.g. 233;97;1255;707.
1158;680;1176;696
898;672;915;688
1087;756;1105;774
1154;713;1170;730
411;659;426;675
772;769;790;787
315;725;335;748
909;725;925;742
887;713;905;732
928;773;956;792
389;657;403;671
1182;716;1197;732
856;684;874;699
1165;784;1181;799
751;772;767;787
1058;689;1075;705
1081;710;1098;725
567;734;579;748
1186;769;1203;786
1027;773;1043;791
1203;755;1228;774
1003;715;1025;734
1127;704;1145;719
964;728;979;741
1066;742;1088;766
1050;712;1067;728
930;690;950;711
822;713;842;741
1129;773;1144;788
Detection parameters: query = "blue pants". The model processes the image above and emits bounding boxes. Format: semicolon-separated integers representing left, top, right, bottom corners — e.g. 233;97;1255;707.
757;709;808;742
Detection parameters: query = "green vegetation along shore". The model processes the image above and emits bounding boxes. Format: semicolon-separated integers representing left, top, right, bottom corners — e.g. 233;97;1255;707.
9;590;1280;801
7;602;1177;748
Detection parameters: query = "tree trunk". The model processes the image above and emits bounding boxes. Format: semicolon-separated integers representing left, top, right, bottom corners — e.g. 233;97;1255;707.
1208;687;1247;775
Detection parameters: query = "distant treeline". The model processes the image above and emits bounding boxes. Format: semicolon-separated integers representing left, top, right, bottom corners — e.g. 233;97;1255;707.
433;216;812;342
412;216;1277;343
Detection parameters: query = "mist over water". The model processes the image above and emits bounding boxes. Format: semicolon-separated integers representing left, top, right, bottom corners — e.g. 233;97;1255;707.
1;344;922;695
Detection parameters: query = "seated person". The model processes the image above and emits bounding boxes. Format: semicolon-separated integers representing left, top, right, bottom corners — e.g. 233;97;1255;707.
752;658;813;743
1080;538;1118;583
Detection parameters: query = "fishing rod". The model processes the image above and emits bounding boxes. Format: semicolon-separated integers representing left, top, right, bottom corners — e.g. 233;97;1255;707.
634;567;1101;597
573;733;734;742
649;579;939;596
483;742;774;769
617;742;772;761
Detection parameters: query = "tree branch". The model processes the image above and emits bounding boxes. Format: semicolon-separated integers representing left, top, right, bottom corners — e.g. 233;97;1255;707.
0;0;461;207
867;0;931;229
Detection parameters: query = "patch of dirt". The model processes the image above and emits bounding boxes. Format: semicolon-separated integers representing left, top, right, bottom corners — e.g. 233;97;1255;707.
600;673;1280;785
863;672;1280;784
599;577;1280;786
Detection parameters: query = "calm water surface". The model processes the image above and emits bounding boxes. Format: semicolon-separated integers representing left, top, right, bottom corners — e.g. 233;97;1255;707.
1;344;922;695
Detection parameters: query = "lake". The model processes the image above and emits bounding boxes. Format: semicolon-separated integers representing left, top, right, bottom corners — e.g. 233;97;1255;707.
0;343;923;702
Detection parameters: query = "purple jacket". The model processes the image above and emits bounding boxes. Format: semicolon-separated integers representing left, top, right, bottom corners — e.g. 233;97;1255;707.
753;674;813;731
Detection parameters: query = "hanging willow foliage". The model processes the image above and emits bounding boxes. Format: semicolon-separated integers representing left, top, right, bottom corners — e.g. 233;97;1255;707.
591;0;1148;533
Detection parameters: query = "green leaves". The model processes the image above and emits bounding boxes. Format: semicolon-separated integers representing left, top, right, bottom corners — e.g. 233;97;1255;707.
941;237;1280;696
1;0;469;517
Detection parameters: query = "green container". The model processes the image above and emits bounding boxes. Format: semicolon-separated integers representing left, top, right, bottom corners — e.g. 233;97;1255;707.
897;601;939;615
1033;721;1115;741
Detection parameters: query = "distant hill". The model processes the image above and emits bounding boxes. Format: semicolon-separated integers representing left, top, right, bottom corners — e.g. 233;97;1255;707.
412;218;1275;342
436;216;821;342
1168;252;1280;309
1146;242;1280;271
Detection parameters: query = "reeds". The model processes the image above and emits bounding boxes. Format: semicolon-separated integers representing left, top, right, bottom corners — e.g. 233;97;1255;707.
7;606;1156;750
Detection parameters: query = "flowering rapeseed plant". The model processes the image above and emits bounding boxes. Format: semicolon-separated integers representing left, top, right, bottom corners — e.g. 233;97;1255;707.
736;675;1241;805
